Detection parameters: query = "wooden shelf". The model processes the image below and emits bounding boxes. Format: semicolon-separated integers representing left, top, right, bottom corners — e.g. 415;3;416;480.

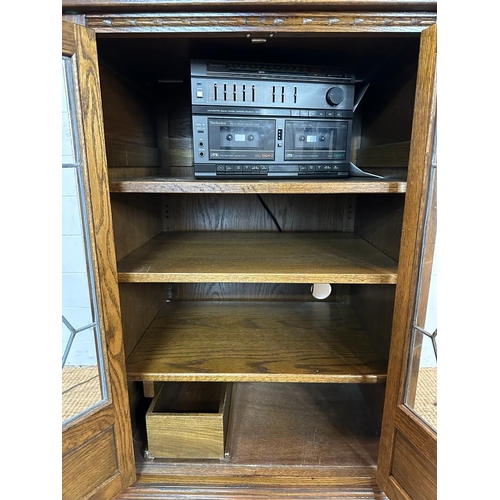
117;232;398;284
109;176;407;194
125;301;388;383
137;382;383;479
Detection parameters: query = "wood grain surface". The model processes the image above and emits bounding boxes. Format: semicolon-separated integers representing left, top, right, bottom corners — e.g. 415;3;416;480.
63;0;436;13
132;383;385;488
84;11;436;34
125;301;388;382
146;382;231;459
376;24;437;498
116;486;388;499
62;19;136;498
117;232;399;283
109;177;407;194
163;193;354;232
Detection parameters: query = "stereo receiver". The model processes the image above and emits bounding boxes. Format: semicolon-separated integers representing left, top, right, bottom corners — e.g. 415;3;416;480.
190;60;356;179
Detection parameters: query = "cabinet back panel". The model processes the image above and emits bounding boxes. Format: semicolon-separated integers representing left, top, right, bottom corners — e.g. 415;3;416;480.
172;283;351;302
108;167;161;179
96;35;419;89
164;86;192;172
165;194;354;232
97;34;420;179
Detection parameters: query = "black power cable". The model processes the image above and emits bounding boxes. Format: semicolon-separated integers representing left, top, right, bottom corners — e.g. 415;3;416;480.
256;194;283;232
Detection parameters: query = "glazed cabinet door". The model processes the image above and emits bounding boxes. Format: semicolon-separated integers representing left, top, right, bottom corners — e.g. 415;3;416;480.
62;20;135;499
377;25;437;500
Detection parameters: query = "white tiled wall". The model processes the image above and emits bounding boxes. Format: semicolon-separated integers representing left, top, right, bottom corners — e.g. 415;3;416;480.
62;59;98;367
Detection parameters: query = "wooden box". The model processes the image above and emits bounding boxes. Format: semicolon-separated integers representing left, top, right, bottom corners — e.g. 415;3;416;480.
145;382;232;459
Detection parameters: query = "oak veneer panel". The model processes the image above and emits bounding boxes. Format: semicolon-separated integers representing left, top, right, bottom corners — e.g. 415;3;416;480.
110;193;163;263
356;141;410;168
62;427;118;500
350;284;396;361
63;1;437;12
126;301;388;383
354;193;405;262
109;167;161;179
228;383;381;467
84;12;436;34
99;63;157;148
118;283;168;358
135;383;384;486
106;140;161;167
165;193;352;232
359;60;418;150
117;232;398;284
391;430;437;500
146;382;232;459
117;485;388;499
172;283;351;302
109;177;407;194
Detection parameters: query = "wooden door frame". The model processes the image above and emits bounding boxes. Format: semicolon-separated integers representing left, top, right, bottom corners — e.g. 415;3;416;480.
62;20;136;499
376;24;437;500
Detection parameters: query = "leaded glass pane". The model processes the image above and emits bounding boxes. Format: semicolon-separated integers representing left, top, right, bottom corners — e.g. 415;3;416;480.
62;56;107;425
404;142;437;432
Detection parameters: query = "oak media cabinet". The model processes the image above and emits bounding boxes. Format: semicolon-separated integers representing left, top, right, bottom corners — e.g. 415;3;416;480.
62;2;437;499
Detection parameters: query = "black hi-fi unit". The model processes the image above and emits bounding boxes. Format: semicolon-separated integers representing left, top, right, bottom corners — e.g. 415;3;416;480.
190;60;356;179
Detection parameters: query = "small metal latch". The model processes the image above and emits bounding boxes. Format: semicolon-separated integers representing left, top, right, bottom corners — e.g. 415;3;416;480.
246;33;274;43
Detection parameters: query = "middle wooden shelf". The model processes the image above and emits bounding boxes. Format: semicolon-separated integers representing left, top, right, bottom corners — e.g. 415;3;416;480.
126;300;388;384
116;231;398;284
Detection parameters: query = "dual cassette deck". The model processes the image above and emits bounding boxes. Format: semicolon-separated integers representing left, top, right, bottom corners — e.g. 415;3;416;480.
190;60;357;179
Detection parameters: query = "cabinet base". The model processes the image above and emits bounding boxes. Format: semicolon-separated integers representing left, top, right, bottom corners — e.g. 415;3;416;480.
116;483;389;499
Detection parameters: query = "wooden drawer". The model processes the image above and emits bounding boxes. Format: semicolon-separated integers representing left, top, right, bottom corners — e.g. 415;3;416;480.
146;382;232;459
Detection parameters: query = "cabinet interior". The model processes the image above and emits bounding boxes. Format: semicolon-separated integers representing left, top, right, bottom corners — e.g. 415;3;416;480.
95;31;421;484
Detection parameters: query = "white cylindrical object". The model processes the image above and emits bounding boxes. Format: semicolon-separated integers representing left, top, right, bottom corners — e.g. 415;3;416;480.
311;283;332;300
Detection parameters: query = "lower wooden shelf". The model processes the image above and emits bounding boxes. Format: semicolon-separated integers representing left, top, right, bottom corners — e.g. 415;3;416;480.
136;382;384;485
126;301;388;383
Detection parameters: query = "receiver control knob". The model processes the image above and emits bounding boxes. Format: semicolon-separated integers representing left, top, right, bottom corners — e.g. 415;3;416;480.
326;87;345;106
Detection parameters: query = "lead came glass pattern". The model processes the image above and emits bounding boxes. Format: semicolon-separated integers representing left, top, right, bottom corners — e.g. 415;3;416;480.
62;56;108;425
404;128;437;432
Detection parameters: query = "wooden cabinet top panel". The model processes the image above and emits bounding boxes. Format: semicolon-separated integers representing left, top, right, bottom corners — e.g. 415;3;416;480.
62;1;437;13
